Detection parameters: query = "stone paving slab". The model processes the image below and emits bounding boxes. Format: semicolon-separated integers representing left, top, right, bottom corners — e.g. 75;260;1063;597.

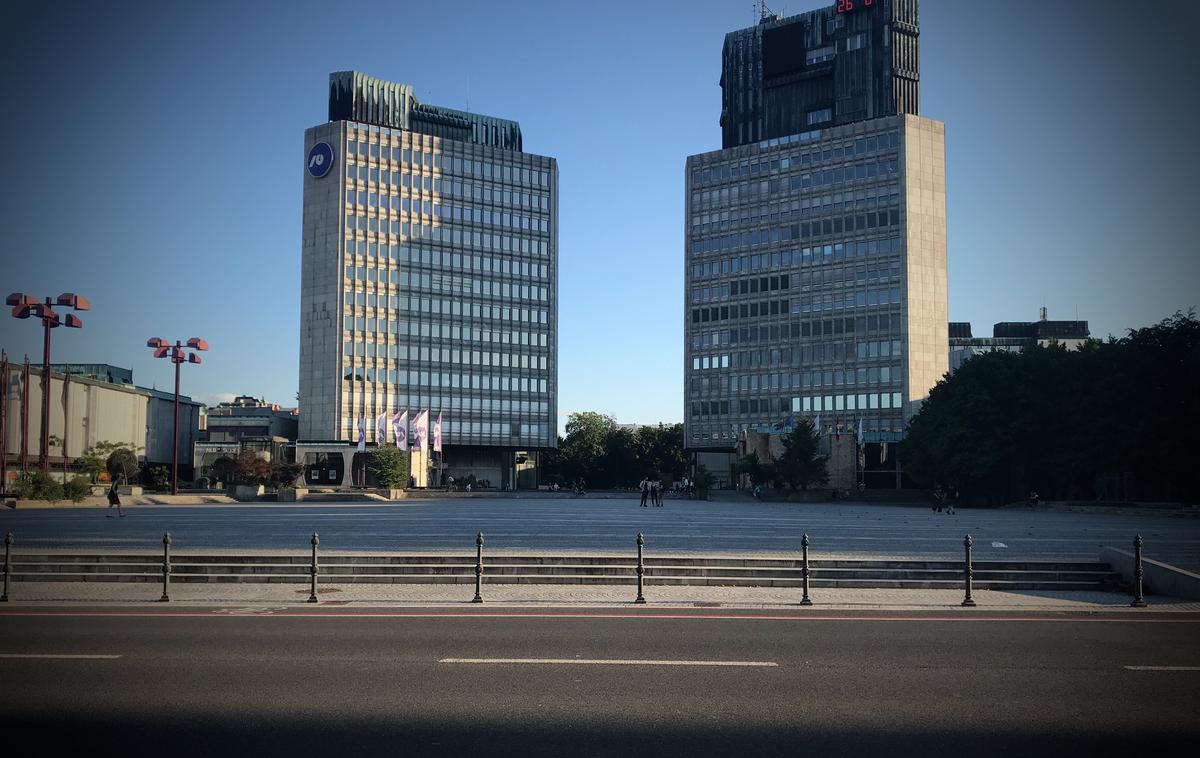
3;581;1195;612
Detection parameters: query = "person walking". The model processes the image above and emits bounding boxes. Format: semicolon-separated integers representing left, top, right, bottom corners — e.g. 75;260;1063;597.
106;480;125;518
650;479;660;507
639;478;649;507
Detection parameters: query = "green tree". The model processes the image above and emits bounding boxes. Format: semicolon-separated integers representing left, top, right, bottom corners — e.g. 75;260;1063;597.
902;311;1200;504
367;445;409;488
79;441;142;483
106;448;140;485
775;421;828;492
691;465;716;500
734;452;773;486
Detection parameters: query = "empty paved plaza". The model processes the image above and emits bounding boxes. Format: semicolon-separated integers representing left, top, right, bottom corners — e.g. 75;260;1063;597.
2;496;1196;568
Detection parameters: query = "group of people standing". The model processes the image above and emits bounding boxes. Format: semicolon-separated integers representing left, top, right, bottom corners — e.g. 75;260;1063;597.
932;484;959;515
639;478;664;507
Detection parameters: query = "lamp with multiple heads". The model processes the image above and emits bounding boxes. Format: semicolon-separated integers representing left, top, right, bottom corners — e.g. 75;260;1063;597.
7;291;90;471
146;337;209;495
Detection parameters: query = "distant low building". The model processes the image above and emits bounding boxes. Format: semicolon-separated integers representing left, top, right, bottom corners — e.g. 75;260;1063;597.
950;310;1089;372
50;363;133;386
1;363;202;484
194;396;299;477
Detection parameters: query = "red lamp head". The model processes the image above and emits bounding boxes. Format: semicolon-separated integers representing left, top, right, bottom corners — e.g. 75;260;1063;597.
11;305;32;319
56;293;91;311
65;314;83;328
5;293;23;307
153;346;169;359
186;337;209;351
187;353;202;365
147;337;167;349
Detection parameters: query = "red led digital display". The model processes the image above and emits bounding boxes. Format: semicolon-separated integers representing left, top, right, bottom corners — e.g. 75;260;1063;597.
836;0;873;12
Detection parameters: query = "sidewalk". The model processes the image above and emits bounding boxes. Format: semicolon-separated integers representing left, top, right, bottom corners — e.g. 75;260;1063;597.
3;581;1196;612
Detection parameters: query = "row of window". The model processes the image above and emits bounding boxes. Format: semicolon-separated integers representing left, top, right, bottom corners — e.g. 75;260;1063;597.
692;186;901;241
693;299;790;323
691;131;900;188
344;394;548;416
346;193;550;236
693;359;900;388
344;136;552;189
691;236;903;277
693;175;897;217
689;390;904;419
689;333;901;378
693;208;901;257
342;341;549;372
343;266;549;302
343;417;549;443
346;163;550;212
340;367;550;394
694;261;899;303
339;308;549;347
342;218;551;259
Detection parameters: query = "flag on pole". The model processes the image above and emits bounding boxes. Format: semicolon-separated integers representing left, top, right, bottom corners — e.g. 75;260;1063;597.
433;411;443;453
356;414;366;453
857;417;865;446
881;441;889;464
392;410;408;449
375;411;387;446
413;410;429;451
813;414;821;436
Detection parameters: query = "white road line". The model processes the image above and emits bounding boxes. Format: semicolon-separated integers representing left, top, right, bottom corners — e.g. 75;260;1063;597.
1124;665;1200;671
0;654;122;660
438;658;777;667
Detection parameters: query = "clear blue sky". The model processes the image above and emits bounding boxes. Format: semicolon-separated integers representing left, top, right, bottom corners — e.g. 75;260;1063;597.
2;0;1196;431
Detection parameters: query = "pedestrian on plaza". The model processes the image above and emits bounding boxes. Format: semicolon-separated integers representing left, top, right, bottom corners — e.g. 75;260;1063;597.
657;479;665;506
106;480;125;518
946;486;958;515
639;478;649;507
650;479;660;507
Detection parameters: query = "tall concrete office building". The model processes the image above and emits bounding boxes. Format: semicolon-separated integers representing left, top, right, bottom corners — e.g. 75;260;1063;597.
685;0;946;482
299;71;557;489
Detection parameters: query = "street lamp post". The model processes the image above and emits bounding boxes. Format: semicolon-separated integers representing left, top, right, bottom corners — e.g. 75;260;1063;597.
146;337;208;495
6;292;88;472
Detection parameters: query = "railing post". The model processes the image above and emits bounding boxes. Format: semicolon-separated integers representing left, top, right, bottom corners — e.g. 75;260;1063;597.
308;532;319;603
472;532;484;604
800;533;813;606
634;532;646;604
1131;534;1148;608
961;534;976;607
159;532;171;603
1;532;12;602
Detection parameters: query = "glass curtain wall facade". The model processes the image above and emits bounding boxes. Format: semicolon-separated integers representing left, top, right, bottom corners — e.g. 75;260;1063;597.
299;74;558;467
684;114;946;451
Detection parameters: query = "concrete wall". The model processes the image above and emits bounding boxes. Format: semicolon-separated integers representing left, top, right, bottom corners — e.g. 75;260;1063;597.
1101;546;1200;601
901;116;949;421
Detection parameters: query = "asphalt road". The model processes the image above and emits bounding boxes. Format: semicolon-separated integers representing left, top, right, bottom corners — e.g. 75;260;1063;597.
2;497;1197;566
1;607;1197;757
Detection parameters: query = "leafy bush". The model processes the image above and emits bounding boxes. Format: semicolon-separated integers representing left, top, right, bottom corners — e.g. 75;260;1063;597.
270;462;305;490
16;471;64;501
232;450;272;485
367;446;409;489
144;465;171;491
196;476;211;489
63;477;92;503
106;448;140;484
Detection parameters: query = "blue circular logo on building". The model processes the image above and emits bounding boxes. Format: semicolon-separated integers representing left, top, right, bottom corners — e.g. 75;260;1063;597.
307;141;334;178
